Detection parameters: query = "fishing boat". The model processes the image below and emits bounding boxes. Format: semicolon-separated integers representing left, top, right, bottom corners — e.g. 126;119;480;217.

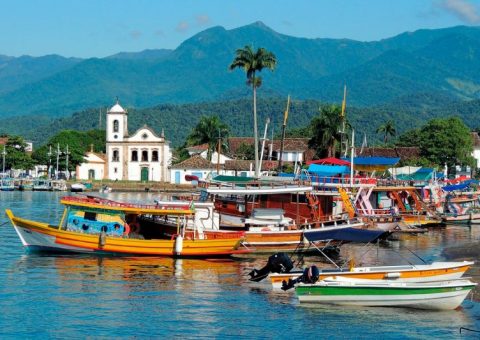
295;277;476;310
5;195;249;257
197;176;365;252
32;179;53;191
0;177;15;191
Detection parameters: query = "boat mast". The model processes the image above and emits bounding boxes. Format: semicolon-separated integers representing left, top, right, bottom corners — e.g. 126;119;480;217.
340;85;348;158
259;117;270;175
1;145;6;177
278;95;290;172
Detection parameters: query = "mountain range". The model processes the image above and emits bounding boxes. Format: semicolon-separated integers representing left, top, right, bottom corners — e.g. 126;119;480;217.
2;22;480;117
1;22;480;147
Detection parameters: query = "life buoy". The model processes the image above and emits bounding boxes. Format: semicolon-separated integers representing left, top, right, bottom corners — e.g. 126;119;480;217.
123;223;131;236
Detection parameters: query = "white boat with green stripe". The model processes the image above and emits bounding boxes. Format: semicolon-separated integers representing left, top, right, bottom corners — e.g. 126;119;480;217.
296;277;476;310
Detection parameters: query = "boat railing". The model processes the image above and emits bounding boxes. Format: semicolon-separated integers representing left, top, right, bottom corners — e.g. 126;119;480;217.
62;196;192;212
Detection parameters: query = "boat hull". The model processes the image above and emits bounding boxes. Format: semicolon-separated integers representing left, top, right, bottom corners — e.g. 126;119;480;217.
7;210;248;257
270;261;473;288
442;213;480;224
296;280;476;310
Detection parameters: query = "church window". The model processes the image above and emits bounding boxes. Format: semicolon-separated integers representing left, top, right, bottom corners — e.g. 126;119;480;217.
112;149;119;162
113;120;119;133
141;150;148;162
131;150;138;162
152;150;159;162
142;133;148;140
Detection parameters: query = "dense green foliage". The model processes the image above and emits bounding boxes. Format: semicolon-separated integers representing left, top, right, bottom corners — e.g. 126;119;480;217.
2;136;34;171
185;116;229;160
396;117;474;172
32;130;105;171
308;105;349;158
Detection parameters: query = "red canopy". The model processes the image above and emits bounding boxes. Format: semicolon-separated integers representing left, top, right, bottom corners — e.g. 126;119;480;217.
307;157;351;166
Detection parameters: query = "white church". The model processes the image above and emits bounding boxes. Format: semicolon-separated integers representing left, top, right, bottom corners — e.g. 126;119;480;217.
77;100;171;182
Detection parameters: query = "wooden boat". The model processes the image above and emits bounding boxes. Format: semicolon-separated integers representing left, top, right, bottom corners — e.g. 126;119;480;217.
0;178;15;191
32;179;53;191
270;261;474;289
198;176;366;252
295;277;476;310
5;195;249;257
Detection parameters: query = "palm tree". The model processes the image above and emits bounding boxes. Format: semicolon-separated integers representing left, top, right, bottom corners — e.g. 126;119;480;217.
187;116;229;161
229;45;277;177
308;105;348;158
376;120;396;143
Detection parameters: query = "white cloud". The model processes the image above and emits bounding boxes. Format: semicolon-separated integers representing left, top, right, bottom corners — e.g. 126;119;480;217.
196;14;210;26
130;30;142;39
438;0;480;23
175;21;190;33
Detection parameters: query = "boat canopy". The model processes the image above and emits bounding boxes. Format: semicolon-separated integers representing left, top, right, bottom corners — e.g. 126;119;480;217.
304;227;387;243
307;164;350;176
307;157;351;166
443;179;479;192
344;157;400;172
211;175;255;183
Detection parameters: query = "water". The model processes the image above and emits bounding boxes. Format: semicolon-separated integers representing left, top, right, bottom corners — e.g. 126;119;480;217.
1;191;480;338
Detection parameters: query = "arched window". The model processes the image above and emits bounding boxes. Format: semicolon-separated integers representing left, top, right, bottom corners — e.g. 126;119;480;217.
131;150;138;162
141;150;148;162
112;149;119;162
113;120;119;133
152;150;159;162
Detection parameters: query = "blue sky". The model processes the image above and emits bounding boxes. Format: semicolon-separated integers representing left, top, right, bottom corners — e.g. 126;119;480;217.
1;0;479;58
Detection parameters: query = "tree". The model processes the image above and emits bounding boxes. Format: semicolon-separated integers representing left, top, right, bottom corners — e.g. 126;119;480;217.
376;120;396;143
186;116;229;161
32;130;105;172
229;45;277;177
417;117;474;175
235;142;255;160
3;135;34;171
308;104;347;158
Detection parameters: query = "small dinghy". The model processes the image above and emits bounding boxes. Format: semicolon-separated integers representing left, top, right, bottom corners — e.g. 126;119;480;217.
296;276;476;310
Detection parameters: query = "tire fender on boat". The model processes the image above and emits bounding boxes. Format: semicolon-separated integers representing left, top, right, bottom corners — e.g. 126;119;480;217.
174;234;183;255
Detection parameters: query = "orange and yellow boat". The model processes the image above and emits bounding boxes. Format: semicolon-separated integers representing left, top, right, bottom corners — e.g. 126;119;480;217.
269;261;474;289
5;195;249;257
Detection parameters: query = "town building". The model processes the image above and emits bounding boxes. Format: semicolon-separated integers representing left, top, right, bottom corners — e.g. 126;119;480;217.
105;101;171;181
76;147;107;180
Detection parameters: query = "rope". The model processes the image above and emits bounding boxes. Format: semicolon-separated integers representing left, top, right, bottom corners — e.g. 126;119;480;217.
459;327;480;334
0;221;9;227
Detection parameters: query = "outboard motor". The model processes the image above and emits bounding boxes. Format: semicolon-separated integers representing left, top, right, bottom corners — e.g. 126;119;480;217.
281;265;320;291
248;252;294;282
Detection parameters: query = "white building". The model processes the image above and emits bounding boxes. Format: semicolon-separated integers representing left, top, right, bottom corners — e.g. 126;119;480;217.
170;155;215;184
76;150;107;180
106;101;171;182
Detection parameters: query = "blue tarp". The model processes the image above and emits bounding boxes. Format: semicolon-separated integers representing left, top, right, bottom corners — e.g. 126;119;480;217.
304;227;387;243
443;179;479;192
307;164;350;176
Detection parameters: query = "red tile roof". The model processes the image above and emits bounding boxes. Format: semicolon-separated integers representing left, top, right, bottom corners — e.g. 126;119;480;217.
171;155;214;169
358;147;420;160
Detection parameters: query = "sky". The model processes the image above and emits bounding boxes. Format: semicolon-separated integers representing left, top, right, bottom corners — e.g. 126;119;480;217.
1;0;479;58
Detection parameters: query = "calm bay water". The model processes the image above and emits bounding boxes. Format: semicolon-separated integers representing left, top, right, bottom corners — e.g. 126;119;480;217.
1;191;480;338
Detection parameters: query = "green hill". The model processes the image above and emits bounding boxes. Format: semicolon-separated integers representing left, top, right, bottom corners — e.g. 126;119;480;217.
1;23;480;117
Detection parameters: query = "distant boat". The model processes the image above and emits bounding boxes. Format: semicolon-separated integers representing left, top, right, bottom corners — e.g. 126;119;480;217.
70;182;92;192
32;179;53;191
0;178;14;191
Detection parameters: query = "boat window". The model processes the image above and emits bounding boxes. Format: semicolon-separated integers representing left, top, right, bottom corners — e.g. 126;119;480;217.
113;120;119;133
141;150;148;162
291;194;308;203
112;150;119;162
131;150;138;162
84;211;97;221
152;150;159;162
